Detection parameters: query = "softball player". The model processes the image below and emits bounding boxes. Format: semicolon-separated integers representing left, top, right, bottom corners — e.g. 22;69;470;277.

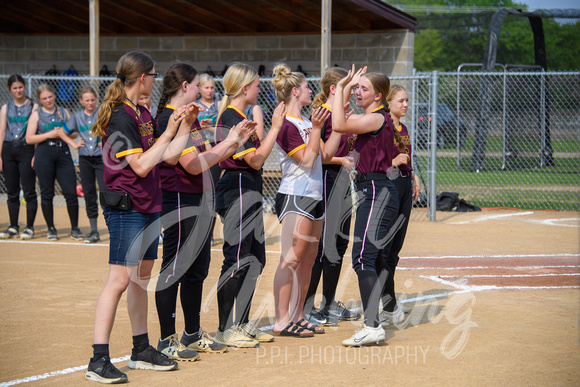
332;66;406;347
304;67;361;326
270;64;335;337
154;63;256;360
0;75;38;240
214;63;284;348
85;51;195;384
26;84;83;241
65;86;104;243
378;85;421;326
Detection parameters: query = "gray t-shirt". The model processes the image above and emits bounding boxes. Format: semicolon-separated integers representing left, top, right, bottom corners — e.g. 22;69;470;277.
4;99;34;143
66;108;102;156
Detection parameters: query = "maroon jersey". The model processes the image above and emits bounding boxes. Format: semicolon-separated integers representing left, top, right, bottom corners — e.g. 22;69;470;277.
320;104;355;159
353;106;397;175
216;106;261;170
394;122;413;173
102;102;162;213
157;105;210;194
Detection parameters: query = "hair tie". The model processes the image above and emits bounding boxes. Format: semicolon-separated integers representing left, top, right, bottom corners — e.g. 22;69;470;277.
116;73;126;82
225;93;231;97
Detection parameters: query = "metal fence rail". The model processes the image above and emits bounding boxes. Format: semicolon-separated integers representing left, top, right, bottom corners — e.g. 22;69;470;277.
1;71;578;221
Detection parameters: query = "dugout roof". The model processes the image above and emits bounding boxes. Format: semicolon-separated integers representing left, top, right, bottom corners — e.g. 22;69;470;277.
0;0;417;35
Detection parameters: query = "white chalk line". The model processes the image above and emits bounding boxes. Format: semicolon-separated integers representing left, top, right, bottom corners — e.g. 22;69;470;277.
438;273;579;278
527;217;580;228
421;275;579;291
0;356;130;387
447;211;535;224
398;265;580;271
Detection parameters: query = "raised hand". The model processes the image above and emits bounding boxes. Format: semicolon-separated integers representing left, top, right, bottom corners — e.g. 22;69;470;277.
226;119;257;147
270;102;286;132
311;106;331;131
199;118;213;130
348;65;367;88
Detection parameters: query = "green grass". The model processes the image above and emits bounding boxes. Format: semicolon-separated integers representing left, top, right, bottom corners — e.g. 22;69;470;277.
416;153;580;211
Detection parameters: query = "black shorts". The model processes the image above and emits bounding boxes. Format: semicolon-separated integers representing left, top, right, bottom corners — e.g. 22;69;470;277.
275;193;324;223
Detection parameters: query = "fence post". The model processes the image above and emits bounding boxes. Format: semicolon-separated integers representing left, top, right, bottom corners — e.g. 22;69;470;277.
429;71;438;222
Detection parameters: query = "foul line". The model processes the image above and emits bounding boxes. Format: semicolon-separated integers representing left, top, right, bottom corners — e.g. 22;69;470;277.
421;275;580;291
0;356;130;387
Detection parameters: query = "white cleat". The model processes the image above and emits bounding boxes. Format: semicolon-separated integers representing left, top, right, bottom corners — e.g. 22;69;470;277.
342;325;385;347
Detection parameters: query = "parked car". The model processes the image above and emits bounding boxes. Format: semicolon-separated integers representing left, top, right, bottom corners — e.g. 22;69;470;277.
414;103;467;149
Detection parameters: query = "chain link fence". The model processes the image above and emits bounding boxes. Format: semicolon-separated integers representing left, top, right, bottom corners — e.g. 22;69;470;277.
1;71;578;220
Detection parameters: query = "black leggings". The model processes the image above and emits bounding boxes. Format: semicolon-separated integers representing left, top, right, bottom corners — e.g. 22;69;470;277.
156;190;214;339
78;156;105;220
378;176;413;312
34;143;79;230
1;142;37;229
305;167;352;311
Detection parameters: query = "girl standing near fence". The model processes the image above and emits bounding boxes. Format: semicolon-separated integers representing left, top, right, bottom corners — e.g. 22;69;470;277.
214;63;284;348
26;84;83;241
65;86;105;243
271;64;334;337
85;51;195;384
0;75;38;240
196;73;223;245
332;66;406;347
378;85;421;326
154;63;256;360
304;67;361;326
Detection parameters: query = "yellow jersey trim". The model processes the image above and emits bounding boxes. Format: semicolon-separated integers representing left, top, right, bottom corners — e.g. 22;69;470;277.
166;104;177;111
227;105;247;119
287;143;306;157
116;148;143;158
285;114;303;121
181;146;198;157
232;147;256;160
372;105;385;113
321;104;333;112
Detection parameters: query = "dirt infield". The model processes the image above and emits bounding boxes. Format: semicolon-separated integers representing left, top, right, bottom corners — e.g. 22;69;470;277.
0;205;579;386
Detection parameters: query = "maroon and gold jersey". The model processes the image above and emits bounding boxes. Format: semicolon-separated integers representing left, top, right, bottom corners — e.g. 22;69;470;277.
320;104;355;159
157;105;211;194
394;122;413;173
216;106;261;170
102;102;162;214
353;106;397;175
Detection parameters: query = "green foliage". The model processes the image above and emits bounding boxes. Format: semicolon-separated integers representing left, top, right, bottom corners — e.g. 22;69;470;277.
393;0;580;71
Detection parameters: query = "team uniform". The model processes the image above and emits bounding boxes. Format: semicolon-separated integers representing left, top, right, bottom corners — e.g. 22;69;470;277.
155;105;226;357
349;106;400;329
34;106;80;238
66;108;105;242
379;121;413;324
101;102;161;266
274;114;324;221
214;106;266;347
0;100;37;239
304;105;359;323
196;95;221;242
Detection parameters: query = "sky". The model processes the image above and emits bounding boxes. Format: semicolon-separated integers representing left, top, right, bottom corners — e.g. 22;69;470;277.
516;0;579;23
515;0;580;11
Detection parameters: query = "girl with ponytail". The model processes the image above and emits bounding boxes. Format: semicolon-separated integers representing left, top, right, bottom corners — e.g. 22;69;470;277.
85;51;197;384
213;63;285;348
304;67;362;325
153;63;256;359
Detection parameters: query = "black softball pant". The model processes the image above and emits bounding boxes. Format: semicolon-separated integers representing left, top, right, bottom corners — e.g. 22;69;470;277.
156;190;214;338
351;176;401;327
306;166;353;310
1;141;37;229
34;143;79;229
378;175;413;311
215;170;266;331
78;155;105;220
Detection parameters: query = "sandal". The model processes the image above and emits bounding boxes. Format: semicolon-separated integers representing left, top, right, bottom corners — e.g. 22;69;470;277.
296;318;325;334
272;322;314;337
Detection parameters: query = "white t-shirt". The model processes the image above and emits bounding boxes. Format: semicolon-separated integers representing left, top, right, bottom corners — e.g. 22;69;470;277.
275;115;323;199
